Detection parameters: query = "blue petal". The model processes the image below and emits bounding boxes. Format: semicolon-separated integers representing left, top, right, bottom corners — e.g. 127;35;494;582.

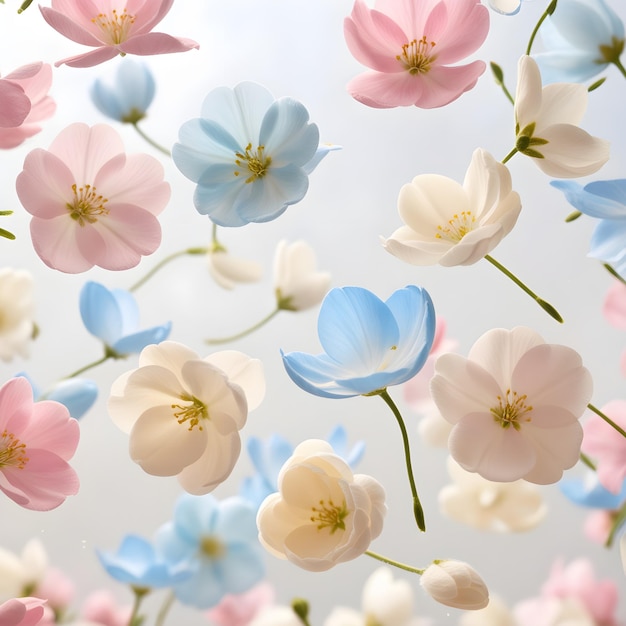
586;179;626;209
90;80;124;121
560;475;626;508
213;543;265;595
551;180;626;219
533;49;607;84
111;288;140;336
116;60;155;114
589;219;626;276
112;322;172;355
303;144;342;175
79;281;123;346
326;425;365;468
213;498;258;544
239;474;273;509
247;434;292;484
46;378;98;419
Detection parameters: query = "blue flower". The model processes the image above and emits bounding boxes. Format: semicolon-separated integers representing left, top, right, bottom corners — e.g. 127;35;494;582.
172;82;326;227
155;494;264;609
97;534;193;588
282;285;435;399
561;472;626;509
79;281;171;356
91;60;156;124
534;0;625;83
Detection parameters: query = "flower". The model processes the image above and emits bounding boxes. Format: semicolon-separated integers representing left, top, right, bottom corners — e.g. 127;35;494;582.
208;249;263;290
0;62;55;150
0;269;35;362
488;0;524;15
560;471;626;509
0;377;80;511
0;538;47;598
0;597;47;626
172;82;325;227
28;376;98;420
513;55;609;178
430;326;593;484
79;591;131;626
16;123;170;273
79;281;171;356
156;494;265;609
343;0;489;109
514;597;596;626
460;595;516;626
534;0;625;83
249;606;302;626
91;60;155;123
282;285;435;398
205;582;275;626
382;149;521;267
39;0;199;68
108;341;265;494
420;560;489;610
273;240;331;311
256;439;386;572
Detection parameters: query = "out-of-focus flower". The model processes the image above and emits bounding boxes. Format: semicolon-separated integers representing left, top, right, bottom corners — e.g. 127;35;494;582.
172;82;326;227
108;341;265;494
343;0;489;109
420;560;489;610
16;123;170;273
256;439;386;572
560;471;626;510
33;567;75;620
282;285;435;398
80;281;171;357
40;0;199;68
249;606;302;626
0;62;55;150
0;597;47;626
514;596;595;626
621;534;626;575
460;595;516;626
534;0;625;83
382;149;521;267
205;582;275;626
0;539;47;598
439;457;547;532
156;494;265;609
604;280;626;330
273;240;331;311
208;249;263;290
91;60;155;123
514;55;609;178
79;590;131;626
0;377;80;510
488;0;524;15
0;269;35;362
431;326;593;484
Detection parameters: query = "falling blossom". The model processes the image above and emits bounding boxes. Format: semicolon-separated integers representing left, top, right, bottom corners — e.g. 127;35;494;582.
0;269;35;362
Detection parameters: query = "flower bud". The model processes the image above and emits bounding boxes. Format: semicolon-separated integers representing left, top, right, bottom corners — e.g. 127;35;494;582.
420;560;489;610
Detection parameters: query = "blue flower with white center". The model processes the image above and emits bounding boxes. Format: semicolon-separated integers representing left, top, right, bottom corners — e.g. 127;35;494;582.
155;494;264;609
91;60;156;124
534;0;625;83
79;281;171;357
281;285;435;399
172;82;327;227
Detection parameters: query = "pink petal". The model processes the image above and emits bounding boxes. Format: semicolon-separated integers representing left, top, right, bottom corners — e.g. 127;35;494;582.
0;126;43;150
412;62;486;109
118;32;200;55
603;282;626;329
4;62;51;103
0;81;30;128
26;401;79;461
433;0;489;64
347;70;423;108
55;47;120;69
0;377;34;433
129;0;174;34
39;6;104;46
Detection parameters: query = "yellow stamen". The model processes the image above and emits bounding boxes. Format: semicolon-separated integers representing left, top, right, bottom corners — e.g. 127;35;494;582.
490;389;533;431
310;498;348;534
200;536;225;558
91;9;136;45
171;395;208;431
0;430;28;469
66;184;109;227
396;36;437;75
234;143;272;183
435;211;476;243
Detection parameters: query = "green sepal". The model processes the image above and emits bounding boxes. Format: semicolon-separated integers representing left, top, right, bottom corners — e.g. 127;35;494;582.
490;61;504;85
0;228;16;240
521;148;545;158
588;77;607;92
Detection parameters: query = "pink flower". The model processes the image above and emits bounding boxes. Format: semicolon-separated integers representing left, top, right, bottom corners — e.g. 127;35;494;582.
80;590;132;626
0;377;80;511
205;582;275;626
583;509;614;545
33;567;75;616
602;282;626;377
0;598;47;626
0;63;55;150
40;0;199;68
344;0;489;109
16;123;170;273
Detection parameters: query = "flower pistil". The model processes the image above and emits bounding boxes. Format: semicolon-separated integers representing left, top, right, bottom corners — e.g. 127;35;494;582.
171;395;208;431
92;9;136;46
0;430;28;469
310;498;349;534
66;183;109;226
490;389;533;431
234;143;272;183
200;535;226;559
397;37;437;75
435;211;476;243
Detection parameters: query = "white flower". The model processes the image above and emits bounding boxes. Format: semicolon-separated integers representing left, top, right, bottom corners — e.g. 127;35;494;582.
514;55;609;178
0;268;35;362
256;439;386;572
108;341;265;494
273;240;331;311
208;249;262;290
420;560;489;610
382;149;521;267
439;457;547;532
431;327;593;484
249;606;302;626
460;595;516;626
0;538;47;598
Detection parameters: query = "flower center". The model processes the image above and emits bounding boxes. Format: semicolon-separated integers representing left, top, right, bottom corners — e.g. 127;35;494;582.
396;36;437;75
200;536;226;559
92;9;136;45
0;430;28;469
171;395;208;431
490;389;533;431
234;143;272;183
310;498;348;534
66;184;109;227
435;211;476;243
597;35;625;65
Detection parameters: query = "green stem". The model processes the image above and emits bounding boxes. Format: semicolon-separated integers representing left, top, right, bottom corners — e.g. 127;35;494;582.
205;308;280;344
377;388;426;532
129;248;208;292
526;0;558;56
65;353;112;378
132;123;171;157
605;500;626;548
579;451;597;471
603;263;626;288
501;147;518;164
588;403;626;439
612;57;626;79
365;550;425;575
155;590;175;626
565;210;582;223
484;254;563;323
128;586;149;626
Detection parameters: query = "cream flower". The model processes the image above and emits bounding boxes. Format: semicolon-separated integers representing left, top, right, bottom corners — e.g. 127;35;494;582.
208;249;263;290
256;439;386;572
460;595;516;626
382;149;521;267
431;327;592;484
420;560;489;610
439;457;547;532
108;341;265;494
0;538;47;597
0;269;35;362
514;55;609;178
249;606;302;626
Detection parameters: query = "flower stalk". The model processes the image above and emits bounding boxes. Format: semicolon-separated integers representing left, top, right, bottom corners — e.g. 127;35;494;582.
588;403;626;439
132;122;171;157
526;0;558;55
365;550;425;575
205;308;280;345
129;247;208;292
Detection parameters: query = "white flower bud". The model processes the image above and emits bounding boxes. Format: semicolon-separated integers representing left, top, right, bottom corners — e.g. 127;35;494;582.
420;560;489;610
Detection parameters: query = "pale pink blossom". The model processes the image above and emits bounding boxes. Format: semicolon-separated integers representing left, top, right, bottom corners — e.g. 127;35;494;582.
583;509;613;545
344;0;489;109
16;123;170;273
40;0;199;68
602;282;626;377
514;597;595;626
0;63;55;149
0;597;47;626
33;567;75;616
80;590;132;626
205;582;275;626
0;377;80;510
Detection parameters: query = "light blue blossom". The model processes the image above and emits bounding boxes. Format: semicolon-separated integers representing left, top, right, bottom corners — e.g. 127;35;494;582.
534;0;625;83
79;281;171;356
488;0;524;16
155;494;264;609
97;534;193;588
172;82;327;227
91;60;156;124
561;472;626;509
282;285;435;399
